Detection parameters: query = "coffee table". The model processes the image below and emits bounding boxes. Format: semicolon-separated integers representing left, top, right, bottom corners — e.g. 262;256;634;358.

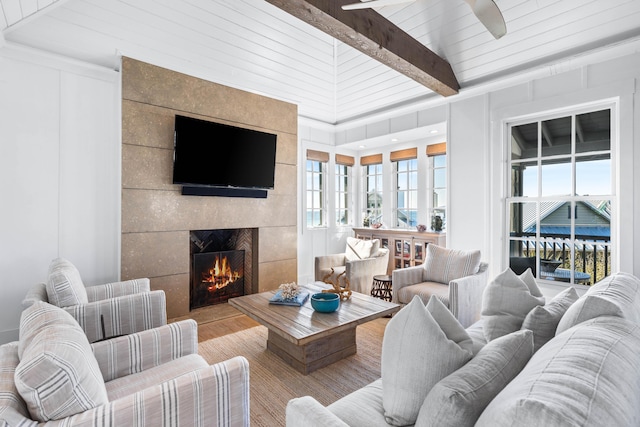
228;282;400;374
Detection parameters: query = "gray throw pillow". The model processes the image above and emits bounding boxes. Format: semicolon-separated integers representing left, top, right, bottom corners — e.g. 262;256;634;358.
556;272;640;334
522;286;579;352
482;268;545;342
477;316;640;427
422;244;481;284
382;296;473;426
416;329;534;427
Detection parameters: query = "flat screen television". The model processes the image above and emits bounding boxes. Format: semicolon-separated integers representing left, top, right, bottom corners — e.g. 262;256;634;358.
172;115;277;193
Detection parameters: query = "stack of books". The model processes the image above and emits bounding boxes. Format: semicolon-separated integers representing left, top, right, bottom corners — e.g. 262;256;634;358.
269;290;310;306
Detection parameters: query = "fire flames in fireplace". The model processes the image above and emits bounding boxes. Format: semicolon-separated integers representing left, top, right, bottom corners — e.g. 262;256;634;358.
202;255;242;291
191;249;245;309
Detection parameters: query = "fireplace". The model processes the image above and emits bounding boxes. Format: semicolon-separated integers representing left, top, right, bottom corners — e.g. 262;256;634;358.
190;228;258;310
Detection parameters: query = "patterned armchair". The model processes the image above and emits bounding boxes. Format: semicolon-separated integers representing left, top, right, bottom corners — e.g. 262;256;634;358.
0;301;250;426
392;245;489;328
22;258;166;343
315;237;390;295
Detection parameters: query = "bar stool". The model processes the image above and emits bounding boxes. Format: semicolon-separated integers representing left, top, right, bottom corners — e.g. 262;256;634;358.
371;274;393;302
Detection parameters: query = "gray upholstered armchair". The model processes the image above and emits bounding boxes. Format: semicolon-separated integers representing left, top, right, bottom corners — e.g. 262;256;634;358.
315;237;390;295
392;245;489;328
22;258;167;343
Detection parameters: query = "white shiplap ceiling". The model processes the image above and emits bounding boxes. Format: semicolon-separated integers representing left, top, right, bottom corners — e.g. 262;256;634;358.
3;0;640;125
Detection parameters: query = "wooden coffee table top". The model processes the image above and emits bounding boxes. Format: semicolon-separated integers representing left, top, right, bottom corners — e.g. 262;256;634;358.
228;282;400;346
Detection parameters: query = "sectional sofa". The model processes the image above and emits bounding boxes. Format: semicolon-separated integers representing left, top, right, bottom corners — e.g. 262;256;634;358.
287;271;640;426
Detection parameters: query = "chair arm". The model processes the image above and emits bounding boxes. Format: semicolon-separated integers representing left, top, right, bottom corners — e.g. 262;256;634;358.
391;266;425;303
92;319;198;382
286;396;349;427
448;262;489;328
315;254;347;280
345;251;389;295
86;278;151;302
64;290;167;343
46;356;250;427
22;282;48;308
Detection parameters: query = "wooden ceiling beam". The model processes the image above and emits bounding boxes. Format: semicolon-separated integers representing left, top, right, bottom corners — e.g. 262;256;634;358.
264;0;459;97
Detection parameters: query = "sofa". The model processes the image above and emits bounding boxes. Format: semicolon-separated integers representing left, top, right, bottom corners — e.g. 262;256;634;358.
287;270;640;426
315;237;390;295
0;301;250;426
392;244;488;327
22;258;167;343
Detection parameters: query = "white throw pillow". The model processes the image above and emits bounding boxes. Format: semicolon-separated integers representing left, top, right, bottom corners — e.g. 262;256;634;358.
482;268;545;342
345;237;374;261
522;286;579;352
382;296;473;426
416;329;534;427
422;244;481;284
46;258;88;307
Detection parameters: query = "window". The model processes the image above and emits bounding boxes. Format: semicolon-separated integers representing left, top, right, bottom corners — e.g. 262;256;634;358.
507;108;613;285
429;153;447;231
362;162;383;225
306;158;327;228
394;158;418;228
335;163;352;226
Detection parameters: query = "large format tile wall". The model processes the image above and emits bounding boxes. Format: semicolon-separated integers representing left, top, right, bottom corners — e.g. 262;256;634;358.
121;57;298;318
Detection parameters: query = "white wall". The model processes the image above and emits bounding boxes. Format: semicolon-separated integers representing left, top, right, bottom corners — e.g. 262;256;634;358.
0;46;120;343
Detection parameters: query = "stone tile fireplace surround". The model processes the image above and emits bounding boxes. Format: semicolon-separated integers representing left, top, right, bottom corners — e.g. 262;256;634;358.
120;58;298;319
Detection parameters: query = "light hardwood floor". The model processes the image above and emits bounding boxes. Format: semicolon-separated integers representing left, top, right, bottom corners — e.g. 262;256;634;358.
168;303;260;342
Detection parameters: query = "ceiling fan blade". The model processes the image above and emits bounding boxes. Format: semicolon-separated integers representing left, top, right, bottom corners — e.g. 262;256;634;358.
342;0;416;11
463;0;507;39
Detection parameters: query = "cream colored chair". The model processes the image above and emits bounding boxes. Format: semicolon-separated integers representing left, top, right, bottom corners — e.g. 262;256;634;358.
315;237;390;295
392;244;488;328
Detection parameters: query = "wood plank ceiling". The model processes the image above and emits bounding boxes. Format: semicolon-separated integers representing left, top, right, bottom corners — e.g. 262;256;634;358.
3;0;640;124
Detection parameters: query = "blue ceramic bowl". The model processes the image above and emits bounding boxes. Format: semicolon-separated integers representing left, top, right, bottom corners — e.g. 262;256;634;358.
311;292;340;313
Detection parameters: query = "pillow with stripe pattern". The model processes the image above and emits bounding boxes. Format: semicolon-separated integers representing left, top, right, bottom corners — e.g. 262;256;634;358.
15;303;107;422
46;258;88;307
422;244;481;284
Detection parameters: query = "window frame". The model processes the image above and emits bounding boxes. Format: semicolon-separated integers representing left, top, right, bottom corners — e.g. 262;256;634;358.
393;158;418;228
335;163;352;226
306;159;327;228
362;163;383;226
505;104;615;286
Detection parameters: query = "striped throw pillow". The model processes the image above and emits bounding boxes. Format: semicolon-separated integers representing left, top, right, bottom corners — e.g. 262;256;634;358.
46;258;88;307
422;244;481;284
15;302;107;422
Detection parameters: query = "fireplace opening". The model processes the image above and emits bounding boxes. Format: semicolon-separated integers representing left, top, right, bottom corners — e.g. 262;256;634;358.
191;251;244;308
190;228;258;310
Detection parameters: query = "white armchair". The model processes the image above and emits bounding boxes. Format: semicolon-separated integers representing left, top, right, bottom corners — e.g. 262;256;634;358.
392;245;489;328
315;237;390;295
22;258;167;343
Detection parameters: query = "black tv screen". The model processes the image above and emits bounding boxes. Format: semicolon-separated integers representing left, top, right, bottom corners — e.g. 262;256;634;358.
172;115;277;190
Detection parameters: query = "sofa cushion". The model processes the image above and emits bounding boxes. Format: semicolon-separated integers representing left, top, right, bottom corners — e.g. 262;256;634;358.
15;306;108;422
415;329;534;427
522;286;579;352
556;272;640;334
476;316;640;427
18;301;79;358
345;237;374;261
328;379;388;427
422;244;481;284
395;281;449;306
382;296;473;426
46;258;88;307
482;268;545;342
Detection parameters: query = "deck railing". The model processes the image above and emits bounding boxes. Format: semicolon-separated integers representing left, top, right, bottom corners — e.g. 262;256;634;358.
512;232;611;285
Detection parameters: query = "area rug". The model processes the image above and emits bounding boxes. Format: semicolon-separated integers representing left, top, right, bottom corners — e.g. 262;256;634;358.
198;317;389;427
